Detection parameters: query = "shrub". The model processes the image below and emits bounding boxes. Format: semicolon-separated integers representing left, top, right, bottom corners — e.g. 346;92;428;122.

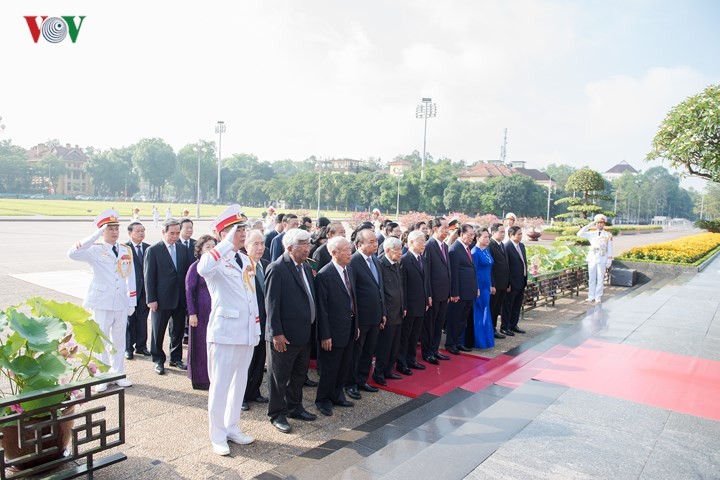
619;232;720;264
555;236;590;246
696;219;720;233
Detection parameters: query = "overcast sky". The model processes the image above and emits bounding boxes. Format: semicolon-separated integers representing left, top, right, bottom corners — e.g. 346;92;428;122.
2;0;718;191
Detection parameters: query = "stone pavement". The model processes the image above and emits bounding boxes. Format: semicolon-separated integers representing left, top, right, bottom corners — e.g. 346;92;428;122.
0;220;713;479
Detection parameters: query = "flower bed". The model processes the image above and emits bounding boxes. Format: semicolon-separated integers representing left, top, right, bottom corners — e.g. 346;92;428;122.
618;232;720;264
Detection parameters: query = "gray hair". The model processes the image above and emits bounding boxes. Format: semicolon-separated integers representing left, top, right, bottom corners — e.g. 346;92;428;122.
283;228;311;248
246;230;264;244
408;230;426;243
163;218;180;230
327;236;350;255
384;236;402;251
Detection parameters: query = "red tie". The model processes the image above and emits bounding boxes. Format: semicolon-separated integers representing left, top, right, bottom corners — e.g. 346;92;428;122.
466;246;472;262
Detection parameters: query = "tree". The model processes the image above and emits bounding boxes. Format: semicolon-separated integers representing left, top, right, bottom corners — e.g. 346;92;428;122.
175;141;217;201
0;140;30;193
132;138;176;199
86;148;137;196
555;168;610;219
647;84;720;182
485;175;546;217
35;156;68;194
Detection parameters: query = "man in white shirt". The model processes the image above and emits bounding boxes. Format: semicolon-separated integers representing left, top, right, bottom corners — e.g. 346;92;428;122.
577;214;614;303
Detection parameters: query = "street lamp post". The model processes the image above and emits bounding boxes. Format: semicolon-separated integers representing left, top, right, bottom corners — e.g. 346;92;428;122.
415;98;437;181
194;141;204;219
546;175;553;224
215;121;225;202
395;173;403;221
316;158;330;219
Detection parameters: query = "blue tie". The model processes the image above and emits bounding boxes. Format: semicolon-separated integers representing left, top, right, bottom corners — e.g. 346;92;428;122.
367;256;379;284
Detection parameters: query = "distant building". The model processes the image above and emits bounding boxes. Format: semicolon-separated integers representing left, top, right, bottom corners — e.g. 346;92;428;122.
26;143;94;195
388;159;412;176
604;160;639;181
327;158;361;174
458;160;553;188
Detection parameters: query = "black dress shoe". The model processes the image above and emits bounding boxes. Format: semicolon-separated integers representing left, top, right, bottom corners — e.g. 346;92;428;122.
458;345;473;352
435;352;450;361
423;356;440;365
136;348;151;356
333;399;354;407
345;387;362;400
372;377;387;386
494;330;507;339
501;328;515;336
288;410;317;421
316;404;333;417
154;363;165;375
446;346;461;355
386;372;402;380
183;336;189;345
192;384;209;391
253;396;269;403
272;416;292;433
359;383;379;393
408;361;426;370
241;402;249;411
124;351;133;360
169;360;188;370
510;326;526;334
397;366;413;376
304;378;319;387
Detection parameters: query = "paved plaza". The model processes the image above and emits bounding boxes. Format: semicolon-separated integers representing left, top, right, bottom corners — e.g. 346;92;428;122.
0;219;716;479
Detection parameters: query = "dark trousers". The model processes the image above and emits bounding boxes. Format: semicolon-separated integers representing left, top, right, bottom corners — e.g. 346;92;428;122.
421;299;448;358
397;315;424;368
315;341;352;409
373;323;402;380
489;288;507;331
445;299;472;350
244;340;267;401
150;305;186;365
502;286;525;329
348;324;380;388
126;294;149;353
267;341;311;421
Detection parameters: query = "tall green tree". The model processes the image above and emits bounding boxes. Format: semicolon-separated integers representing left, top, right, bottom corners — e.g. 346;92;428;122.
0;140;30;193
176;140;217;201
132;138;176;200
86;148;137;196
555;168;609;219
647;84;720;182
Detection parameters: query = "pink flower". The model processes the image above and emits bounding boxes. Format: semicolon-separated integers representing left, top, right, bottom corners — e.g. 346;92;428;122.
10;404;23;414
87;362;98;375
71;390;85;400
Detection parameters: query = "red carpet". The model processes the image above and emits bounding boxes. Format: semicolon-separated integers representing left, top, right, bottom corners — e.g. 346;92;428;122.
369;348;490;398
534;339;720;421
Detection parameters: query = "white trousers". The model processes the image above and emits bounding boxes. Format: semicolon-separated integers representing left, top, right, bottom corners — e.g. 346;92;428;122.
587;259;607;300
207;343;254;444
93;309;128;375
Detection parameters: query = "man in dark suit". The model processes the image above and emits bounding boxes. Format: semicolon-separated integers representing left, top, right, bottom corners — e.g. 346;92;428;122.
125;221;151;359
179;217;195;345
314;236;358;416
312;222;346;271
372;236;404;386
346;228;385;400
376;222;401;258
502;225;528;336
397;231;431;375
243;230;270;411
445;224;479;354
265;228;318;433
270;214;300;262
488;223;509;339
421;217;451;365
144;218;191;375
263;213;284;262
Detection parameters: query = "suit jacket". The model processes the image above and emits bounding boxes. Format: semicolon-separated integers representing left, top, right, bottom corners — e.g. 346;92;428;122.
144;240;190;310
449;240;479;300
265;253;316;345
254;258;270;340
349;252;386;326
179;237;196;256
380;256;404;326
263;229;279;262
312;243;332;271
401;251;431;317
424;236;451;301
504;240;528;290
269;231;286;262
127;240;151;300
315;262;358;347
488;239;510;290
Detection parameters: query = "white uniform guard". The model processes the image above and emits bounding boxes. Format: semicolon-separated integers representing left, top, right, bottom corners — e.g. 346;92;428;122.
197;205;260;455
577;214;614;303
67;209;136;389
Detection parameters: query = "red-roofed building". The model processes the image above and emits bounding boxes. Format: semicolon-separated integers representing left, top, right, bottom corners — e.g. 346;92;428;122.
604;160;639;181
458;160;553;188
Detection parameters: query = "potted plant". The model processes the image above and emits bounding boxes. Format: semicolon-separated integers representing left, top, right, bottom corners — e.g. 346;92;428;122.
0;297;111;469
522;217;545;241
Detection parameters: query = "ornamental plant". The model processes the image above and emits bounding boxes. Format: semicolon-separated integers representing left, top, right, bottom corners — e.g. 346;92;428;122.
525;244;589;278
0;298;110;416
619;232;720;264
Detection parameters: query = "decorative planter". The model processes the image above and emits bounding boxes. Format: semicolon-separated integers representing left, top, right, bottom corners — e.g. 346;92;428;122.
527;231;542;241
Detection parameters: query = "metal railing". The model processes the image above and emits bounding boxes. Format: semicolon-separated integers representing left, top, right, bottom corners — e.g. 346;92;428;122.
0;374;126;479
523;265;590;312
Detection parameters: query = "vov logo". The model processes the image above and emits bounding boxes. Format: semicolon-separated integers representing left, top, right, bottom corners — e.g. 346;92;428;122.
24;16;86;44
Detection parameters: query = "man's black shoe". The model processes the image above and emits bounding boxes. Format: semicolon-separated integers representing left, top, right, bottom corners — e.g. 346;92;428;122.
253;396;269;403
397;366;413;376
359;383;379;393
316;404;333;417
241;402;249;411
345;387;362;400
288;410;317;421
372;377;387;386
435;352;450;361
272;416;292;433
124;351;133;360
458;345;473;352
386;372;402;380
169;360;187;370
154;363;165;375
494;330;507;339
501;328;515;336
423;356;439;365
446;347;461;355
510;326;526;334
333;400;354;407
304;378;319;387
408;361;426;370
136;348;151;356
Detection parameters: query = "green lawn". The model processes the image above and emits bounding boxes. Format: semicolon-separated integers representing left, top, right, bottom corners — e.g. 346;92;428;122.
0;199;352;220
